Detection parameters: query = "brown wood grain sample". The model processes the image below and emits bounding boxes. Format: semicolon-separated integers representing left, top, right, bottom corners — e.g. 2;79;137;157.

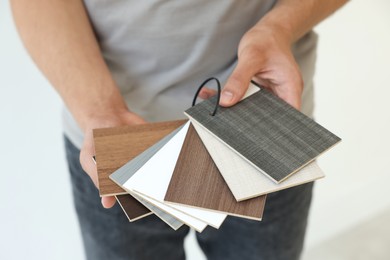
93;119;187;196
164;124;266;220
116;195;152;222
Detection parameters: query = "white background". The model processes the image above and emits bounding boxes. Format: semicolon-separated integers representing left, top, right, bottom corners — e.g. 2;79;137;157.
1;0;389;259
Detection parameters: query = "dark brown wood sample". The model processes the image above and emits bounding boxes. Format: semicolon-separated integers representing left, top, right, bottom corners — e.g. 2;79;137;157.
164;124;266;220
93;119;187;196
116;195;152;222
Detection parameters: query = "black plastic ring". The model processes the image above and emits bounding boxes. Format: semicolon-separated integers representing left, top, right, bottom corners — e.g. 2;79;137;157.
192;77;221;116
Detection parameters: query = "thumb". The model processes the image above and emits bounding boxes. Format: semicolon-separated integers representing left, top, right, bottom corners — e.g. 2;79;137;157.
220;61;254;107
101;196;116;209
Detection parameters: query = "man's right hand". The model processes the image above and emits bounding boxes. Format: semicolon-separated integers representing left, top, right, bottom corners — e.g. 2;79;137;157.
10;0;148;209
79;110;146;209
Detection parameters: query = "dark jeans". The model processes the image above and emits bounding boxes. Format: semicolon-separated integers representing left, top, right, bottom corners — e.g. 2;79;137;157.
65;136;313;260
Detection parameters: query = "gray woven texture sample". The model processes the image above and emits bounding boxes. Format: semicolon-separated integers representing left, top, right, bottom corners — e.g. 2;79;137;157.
185;89;341;183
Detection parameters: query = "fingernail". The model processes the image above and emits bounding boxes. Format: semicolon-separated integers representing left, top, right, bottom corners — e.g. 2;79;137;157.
221;91;233;103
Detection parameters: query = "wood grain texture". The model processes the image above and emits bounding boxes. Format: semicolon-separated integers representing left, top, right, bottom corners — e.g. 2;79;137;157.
122;122;224;231
164;124;266;220
115;195;152;222
191;120;325;201
108;128;185;230
108;126;189;229
93;120;187;196
93;156;149;222
97;161;184;229
110;126;182;186
185;88;341;183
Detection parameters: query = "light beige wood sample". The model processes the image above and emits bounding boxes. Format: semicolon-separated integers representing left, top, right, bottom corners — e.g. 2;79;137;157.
191;120;325;201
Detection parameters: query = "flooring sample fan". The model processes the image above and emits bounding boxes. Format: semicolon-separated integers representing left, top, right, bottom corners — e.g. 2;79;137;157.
185;84;340;183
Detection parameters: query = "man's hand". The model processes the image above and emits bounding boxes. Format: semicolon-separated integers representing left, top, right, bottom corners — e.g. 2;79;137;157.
80;110;146;209
225;27;303;109
200;27;303;110
11;0;145;209
199;0;348;109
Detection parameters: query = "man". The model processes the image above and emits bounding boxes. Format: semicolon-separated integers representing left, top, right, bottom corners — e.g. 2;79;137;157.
11;0;347;259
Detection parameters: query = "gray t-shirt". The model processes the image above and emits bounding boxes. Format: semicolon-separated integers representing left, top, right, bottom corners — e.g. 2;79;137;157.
63;0;318;148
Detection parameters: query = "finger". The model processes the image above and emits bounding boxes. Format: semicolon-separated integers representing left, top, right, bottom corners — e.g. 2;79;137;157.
80;131;99;187
278;88;302;110
101;196;116;208
273;78;303;110
199;87;218;99
220;60;255;107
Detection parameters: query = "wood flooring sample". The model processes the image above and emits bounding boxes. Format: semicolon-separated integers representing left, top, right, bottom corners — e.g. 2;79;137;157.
185;86;341;183
109;128;185;230
164;124;266;220
93;120;187;196
121;122;224;231
110;126;181;186
116;195;152;222
191;120;325;201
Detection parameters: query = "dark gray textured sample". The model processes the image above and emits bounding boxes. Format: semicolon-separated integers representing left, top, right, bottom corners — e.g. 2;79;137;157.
110;125;183;186
185;89;341;183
